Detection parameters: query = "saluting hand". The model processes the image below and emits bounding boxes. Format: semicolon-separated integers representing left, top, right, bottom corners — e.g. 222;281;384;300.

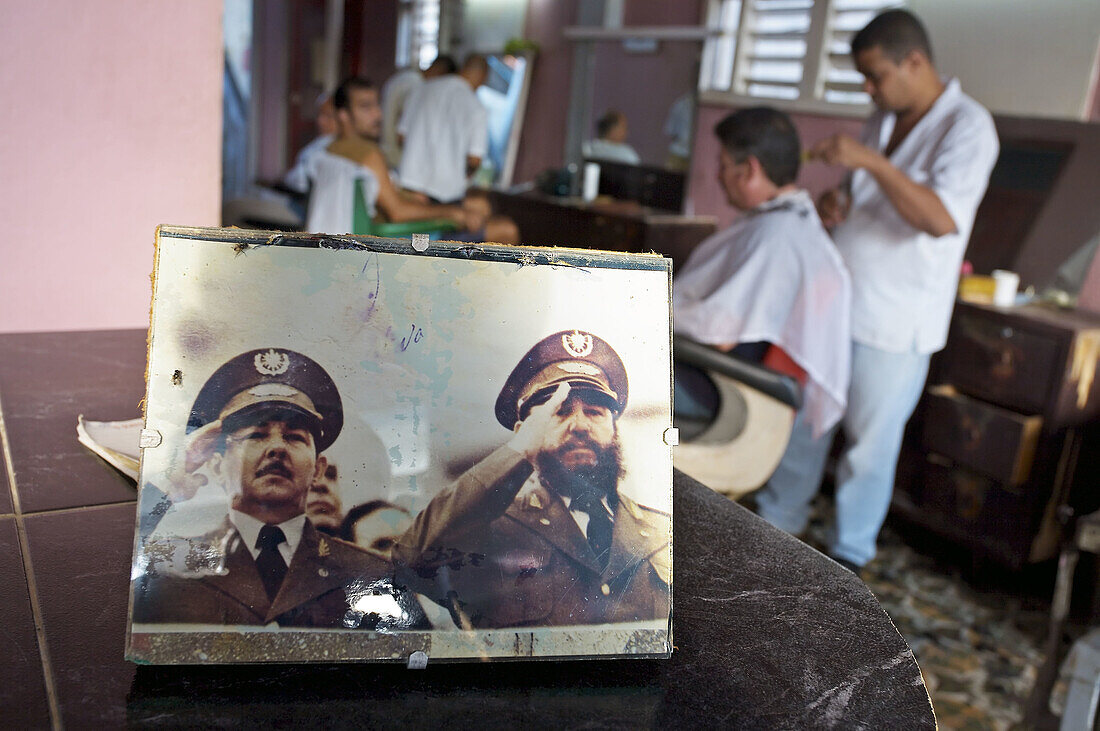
164;419;220;501
507;383;570;462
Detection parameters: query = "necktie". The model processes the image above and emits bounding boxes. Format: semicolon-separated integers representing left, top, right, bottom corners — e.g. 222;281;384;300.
255;525;288;602
572;495;613;568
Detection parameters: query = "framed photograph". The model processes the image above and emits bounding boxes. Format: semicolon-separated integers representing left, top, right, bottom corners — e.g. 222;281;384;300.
126;226;673;664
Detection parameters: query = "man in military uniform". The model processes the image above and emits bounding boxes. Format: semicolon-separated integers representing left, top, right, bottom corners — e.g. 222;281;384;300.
394;330;671;628
132;348;427;630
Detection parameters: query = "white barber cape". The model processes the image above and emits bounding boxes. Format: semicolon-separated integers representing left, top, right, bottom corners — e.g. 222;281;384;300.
303;150;380;235
674;190;851;438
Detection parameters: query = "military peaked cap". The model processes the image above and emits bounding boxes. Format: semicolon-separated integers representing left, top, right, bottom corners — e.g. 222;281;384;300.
187;348;343;453
494;330;628;429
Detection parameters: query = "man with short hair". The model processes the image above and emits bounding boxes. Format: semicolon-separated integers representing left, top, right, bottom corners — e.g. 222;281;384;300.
673;107;850;536
305;76;466;234
394;330;671;629
305;461;343;535
132;348;428;629
397;54;491;203
803;9;999;570
583;109;641;165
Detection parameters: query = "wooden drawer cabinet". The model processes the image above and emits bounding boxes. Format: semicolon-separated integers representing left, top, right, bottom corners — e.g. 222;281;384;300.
898;458;1036;567
487;190;716;270
895;301;1100;566
940;313;1062;414
922;385;1041;485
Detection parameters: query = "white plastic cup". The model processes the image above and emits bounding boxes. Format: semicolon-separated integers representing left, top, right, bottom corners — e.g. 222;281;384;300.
582;162;601;202
992;269;1020;307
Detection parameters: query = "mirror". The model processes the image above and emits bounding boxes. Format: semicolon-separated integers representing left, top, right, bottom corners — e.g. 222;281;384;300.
582;41;698;172
475;52;535;188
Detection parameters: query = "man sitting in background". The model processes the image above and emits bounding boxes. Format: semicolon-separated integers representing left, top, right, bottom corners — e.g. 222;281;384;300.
673;107;851;544
307;76;518;244
305;76;467;234
583;110;641;166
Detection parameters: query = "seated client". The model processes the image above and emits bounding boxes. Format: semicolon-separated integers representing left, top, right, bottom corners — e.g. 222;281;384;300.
672;107;851;539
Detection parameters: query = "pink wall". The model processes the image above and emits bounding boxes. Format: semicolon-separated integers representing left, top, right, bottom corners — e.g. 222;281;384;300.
687;104;863;228
589;2;704;165
513;0;578;184
0;1;223;334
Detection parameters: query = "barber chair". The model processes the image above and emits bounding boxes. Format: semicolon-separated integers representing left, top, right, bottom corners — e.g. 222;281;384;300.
673;335;802;499
304;150;458;239
351;179;458;239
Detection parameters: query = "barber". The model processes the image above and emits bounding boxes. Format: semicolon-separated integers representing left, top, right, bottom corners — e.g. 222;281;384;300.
796;9;999;572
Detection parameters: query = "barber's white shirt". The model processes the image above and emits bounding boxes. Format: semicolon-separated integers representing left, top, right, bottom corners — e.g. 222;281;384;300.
835;78;999;354
397;75;489;202
230;509;306;566
674;190;851;438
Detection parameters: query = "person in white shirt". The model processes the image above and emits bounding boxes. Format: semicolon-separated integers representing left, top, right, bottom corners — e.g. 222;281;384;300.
379;55;456;169
674;107;851;531
583;109;641;166
397;55;490;203
799;10;999;571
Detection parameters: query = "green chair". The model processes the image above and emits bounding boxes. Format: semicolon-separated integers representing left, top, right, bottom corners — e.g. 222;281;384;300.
352;179;458;238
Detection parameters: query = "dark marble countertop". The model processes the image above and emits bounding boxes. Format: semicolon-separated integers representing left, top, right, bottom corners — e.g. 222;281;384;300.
0;329;934;728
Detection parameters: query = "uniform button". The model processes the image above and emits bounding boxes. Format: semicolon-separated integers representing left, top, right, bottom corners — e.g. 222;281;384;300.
318;568;329;577
539;518;551;526
601;583;611;596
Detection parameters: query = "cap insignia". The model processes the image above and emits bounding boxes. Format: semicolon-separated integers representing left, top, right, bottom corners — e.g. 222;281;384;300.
254;349;290;376
562;331;593;358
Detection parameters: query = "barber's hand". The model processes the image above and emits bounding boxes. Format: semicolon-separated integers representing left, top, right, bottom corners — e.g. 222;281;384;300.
817;188;851;229
507;383;570;461
461;196;491;232
445;205;469;229
164;420;220;501
808;134;877;170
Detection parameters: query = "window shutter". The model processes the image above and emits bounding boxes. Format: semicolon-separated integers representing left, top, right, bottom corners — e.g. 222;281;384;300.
700;0;908;112
819;0;905;105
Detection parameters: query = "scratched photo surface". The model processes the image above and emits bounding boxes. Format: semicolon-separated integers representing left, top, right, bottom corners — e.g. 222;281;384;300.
127;227;673;664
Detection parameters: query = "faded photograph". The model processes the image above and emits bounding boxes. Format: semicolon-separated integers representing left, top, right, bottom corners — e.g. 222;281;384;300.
128;227;672;663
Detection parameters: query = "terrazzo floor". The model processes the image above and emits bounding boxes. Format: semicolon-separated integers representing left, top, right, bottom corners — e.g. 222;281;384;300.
796;497;1091;730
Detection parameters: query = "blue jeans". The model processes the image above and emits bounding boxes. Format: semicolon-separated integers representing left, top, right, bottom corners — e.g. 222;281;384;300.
757;342;930;567
756;410;836;536
833;343;930;565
